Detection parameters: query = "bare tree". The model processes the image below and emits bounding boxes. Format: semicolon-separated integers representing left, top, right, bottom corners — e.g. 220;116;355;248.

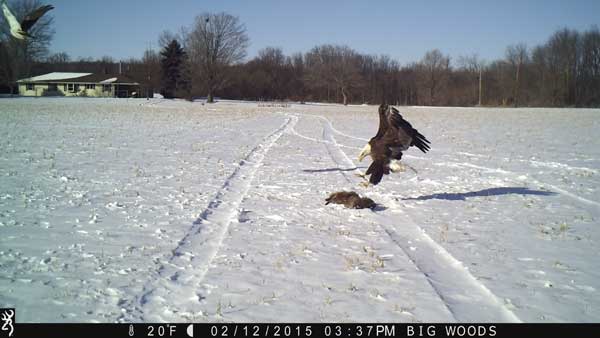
98;55;116;73
359;54;401;104
305;44;362;105
46;52;70;64
530;45;550;105
506;43;528;106
289;52;305;101
304;47;330;102
418;49;450;105
185;12;249;102
549;29;580;105
530;29;581;106
141;49;161;98
580;26;600;106
458;54;486;105
158;30;178;50
253;47;291;100
0;0;54;92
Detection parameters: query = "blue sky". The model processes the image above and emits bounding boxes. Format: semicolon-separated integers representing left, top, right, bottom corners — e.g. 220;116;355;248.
49;0;599;65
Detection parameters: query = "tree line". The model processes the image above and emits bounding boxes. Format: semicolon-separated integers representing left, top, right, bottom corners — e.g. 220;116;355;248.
2;4;600;107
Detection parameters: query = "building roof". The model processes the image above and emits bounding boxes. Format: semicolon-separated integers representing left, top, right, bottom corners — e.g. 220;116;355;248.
17;72;92;82
17;72;139;85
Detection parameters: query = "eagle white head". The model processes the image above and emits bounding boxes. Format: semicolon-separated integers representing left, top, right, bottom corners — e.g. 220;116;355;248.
357;143;371;162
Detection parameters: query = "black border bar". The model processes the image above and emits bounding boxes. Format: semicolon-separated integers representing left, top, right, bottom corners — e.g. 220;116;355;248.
7;323;600;338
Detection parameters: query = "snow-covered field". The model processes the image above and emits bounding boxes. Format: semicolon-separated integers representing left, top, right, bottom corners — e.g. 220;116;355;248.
1;98;599;323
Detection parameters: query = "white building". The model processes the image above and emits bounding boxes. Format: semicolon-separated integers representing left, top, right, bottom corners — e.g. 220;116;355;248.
17;72;140;97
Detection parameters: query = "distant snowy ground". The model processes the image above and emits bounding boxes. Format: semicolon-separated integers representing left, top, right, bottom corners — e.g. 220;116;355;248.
1;98;598;323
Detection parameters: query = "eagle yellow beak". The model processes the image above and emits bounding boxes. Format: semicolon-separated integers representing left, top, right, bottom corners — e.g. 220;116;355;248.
358;144;371;162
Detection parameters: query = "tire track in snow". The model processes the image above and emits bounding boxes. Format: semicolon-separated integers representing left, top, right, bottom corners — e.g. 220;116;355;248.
123;115;296;322
455;161;599;208
447;155;600;209
525;178;600;208
310;114;370;142
456;151;600;175
317;115;521;322
289;122;361;151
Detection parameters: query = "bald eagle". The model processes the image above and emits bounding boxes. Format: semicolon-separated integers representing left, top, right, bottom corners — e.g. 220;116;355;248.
1;0;54;40
358;104;430;185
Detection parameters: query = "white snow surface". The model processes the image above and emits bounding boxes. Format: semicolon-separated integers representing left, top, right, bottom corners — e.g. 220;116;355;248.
1;98;599;323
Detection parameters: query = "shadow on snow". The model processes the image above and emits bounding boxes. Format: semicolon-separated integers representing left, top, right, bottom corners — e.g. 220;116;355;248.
402;187;557;201
302;166;367;173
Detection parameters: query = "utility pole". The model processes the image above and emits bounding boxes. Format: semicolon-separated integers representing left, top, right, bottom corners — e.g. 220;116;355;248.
147;42;152;100
478;67;483;106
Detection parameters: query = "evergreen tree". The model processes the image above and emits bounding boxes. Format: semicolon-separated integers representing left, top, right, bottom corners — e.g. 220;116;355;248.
160;39;186;98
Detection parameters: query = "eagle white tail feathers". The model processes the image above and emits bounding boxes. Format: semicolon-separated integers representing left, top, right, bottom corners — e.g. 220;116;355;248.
389;159;405;173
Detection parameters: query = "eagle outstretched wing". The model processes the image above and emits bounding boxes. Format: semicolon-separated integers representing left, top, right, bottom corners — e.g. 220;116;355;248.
20;4;54;32
387;106;431;153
